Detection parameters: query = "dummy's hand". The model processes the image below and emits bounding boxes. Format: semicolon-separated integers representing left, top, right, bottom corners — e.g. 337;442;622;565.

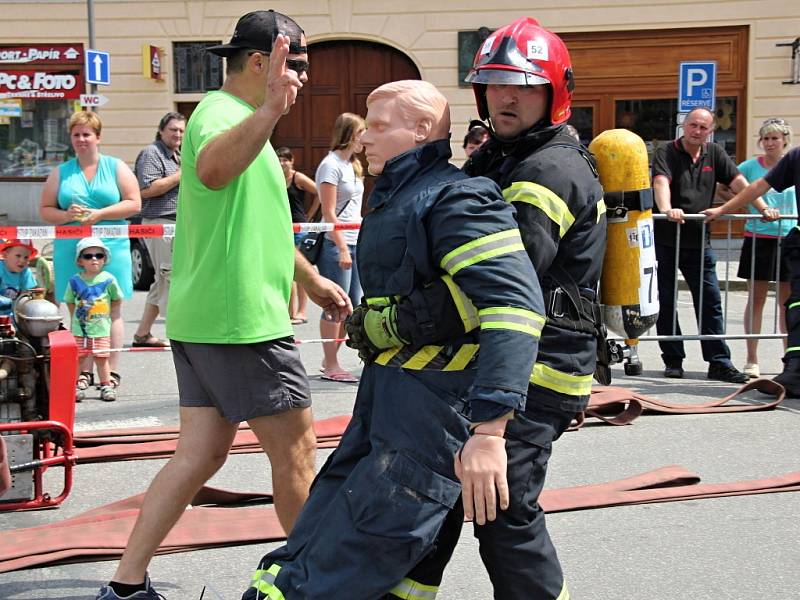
455;433;509;525
345;304;405;362
665;208;685;224
262;34;303;118
761;208;780;222
344;304;382;363
304;274;352;322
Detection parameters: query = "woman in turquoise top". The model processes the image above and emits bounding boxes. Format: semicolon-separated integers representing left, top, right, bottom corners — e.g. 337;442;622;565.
735;118;796;378
39;111;141;384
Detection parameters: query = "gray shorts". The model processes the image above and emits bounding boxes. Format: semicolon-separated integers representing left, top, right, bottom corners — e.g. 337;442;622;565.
171;338;311;423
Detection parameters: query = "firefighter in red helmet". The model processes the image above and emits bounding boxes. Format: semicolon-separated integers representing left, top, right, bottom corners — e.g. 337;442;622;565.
349;17;607;599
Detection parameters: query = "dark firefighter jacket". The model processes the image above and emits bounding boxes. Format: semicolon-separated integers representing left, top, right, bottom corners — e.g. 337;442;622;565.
399;124;606;413
357;139;545;422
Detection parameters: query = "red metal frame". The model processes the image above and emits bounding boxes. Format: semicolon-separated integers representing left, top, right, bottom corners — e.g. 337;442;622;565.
0;420;75;511
0;330;77;511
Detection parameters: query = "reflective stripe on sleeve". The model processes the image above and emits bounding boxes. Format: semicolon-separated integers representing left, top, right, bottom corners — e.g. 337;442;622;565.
441;274;480;333
389;577;439;599
556;581;570;600
249;564;285;600
478;306;545;337
440;229;525;276
504;181;575;238
596;198;606;223
531;362;593;396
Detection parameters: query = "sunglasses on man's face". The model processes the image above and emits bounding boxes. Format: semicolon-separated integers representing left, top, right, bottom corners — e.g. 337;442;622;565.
248;51;309;75
81;253;105;260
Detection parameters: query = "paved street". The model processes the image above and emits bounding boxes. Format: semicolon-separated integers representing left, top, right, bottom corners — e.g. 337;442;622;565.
1;284;799;599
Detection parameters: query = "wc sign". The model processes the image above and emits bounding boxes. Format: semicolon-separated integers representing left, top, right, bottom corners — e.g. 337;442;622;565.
678;61;717;112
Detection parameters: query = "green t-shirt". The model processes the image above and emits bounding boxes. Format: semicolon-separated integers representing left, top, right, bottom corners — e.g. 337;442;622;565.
63;271;122;338
167;90;295;344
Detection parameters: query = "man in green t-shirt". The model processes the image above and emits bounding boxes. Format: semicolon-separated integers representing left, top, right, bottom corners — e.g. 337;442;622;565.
97;11;351;600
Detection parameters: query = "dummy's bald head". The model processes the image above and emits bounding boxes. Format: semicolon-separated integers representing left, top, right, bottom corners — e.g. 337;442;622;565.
367;80;450;141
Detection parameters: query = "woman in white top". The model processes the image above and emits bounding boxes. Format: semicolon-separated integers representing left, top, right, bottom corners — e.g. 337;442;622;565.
315;112;365;382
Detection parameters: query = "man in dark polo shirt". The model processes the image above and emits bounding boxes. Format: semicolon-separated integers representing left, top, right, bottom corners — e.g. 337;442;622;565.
652;107;749;382
704;145;800;393
132;111;185;347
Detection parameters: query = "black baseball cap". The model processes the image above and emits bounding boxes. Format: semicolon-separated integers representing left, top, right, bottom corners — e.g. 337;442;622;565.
206;10;306;57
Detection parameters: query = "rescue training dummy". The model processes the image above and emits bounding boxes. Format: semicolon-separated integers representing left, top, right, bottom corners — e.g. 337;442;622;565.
347;18;606;600
241;79;545;599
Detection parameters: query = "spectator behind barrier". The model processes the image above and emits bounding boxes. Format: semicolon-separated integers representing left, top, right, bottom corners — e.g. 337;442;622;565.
39;111;141;392
131;112;186;348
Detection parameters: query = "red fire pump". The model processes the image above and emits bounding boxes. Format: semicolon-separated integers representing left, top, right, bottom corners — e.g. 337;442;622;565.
0;289;78;511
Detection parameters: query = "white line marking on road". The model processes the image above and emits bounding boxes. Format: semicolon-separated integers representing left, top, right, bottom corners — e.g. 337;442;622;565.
74;416;163;432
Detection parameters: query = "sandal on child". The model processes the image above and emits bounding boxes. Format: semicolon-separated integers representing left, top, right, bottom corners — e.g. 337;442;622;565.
76;371;93;390
100;385;117;402
110;371;121;389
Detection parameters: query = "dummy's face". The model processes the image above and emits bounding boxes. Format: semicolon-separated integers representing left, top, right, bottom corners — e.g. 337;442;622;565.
2;247;31;273
486;84;548;139
361;97;418;176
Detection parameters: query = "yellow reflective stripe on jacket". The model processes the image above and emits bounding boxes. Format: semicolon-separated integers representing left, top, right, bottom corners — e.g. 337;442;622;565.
556;581;570;600
389;577;439;599
249;564;285;600
440;229;525;276
375;346;403;365
504;181;575;238
441;274;480;332
403;345;444;369
443;344;479;371
375;344;478;371
596;198;606;223
531;362;593;396
478;307;545;338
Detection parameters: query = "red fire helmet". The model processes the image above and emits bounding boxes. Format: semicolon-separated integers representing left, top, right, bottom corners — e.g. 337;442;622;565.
466;17;575;126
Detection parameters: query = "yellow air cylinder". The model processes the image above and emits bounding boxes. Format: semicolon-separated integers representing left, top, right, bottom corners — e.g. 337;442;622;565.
589;129;659;350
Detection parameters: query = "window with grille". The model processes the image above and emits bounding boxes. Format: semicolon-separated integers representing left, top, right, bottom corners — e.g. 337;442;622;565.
173;41;223;94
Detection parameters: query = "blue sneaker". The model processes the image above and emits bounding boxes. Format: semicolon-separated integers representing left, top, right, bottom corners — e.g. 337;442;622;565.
95;574;165;599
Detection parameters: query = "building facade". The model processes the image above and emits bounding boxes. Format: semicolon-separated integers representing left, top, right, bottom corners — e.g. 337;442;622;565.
1;0;798;223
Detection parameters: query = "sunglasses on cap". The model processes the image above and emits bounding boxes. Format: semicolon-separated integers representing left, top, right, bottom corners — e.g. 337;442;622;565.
248;51;309;75
80;252;106;260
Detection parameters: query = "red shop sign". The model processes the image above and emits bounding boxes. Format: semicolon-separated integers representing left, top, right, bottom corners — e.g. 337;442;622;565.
0;70;83;100
0;44;84;66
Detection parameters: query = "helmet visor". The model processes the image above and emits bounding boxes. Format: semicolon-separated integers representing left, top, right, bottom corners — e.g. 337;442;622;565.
466;68;549;86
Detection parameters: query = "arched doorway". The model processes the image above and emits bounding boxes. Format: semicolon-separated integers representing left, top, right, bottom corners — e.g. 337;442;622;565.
272;40;420;203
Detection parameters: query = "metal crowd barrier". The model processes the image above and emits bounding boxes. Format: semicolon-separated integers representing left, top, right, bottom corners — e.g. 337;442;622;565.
4;215;795;346
638;213;797;344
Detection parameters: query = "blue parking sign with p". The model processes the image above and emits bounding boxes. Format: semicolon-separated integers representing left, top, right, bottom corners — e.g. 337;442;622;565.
86;50;111;86
679;61;716;112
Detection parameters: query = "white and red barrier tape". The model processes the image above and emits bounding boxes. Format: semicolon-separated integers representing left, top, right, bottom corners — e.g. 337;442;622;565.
0;222;361;240
94;337;349;354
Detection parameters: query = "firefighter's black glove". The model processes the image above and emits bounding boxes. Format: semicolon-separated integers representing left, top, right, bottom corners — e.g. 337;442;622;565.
345;304;407;364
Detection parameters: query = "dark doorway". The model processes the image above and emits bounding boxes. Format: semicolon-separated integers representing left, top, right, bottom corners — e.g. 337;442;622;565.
272;40;420;202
